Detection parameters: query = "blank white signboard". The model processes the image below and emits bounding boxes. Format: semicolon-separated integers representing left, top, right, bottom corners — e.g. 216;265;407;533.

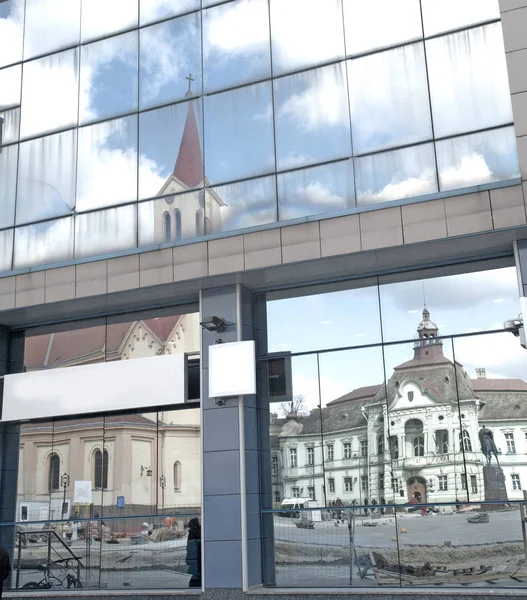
2;354;186;422
209;340;256;397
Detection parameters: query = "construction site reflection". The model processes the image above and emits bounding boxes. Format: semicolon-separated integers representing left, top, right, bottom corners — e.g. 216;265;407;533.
10;513;200;591
270;501;527;588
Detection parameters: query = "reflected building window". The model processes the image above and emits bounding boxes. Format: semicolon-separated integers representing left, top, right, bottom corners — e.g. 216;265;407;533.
307;447;314;466
292;486;300;498
94;449;108;490
163;212;171;242
512;473;521;490
436;430;449;454
389;436;399;459
438;475;448;491
343;442;352;459
289;447;297;468
271;455;278;475
413;436;425;457
175;209;182;240
377;434;384;455
308;486;315;500
460;429;472;452
195;211;202;236
360;440;368;457
505;432;516;453
328;478;335;493
174;460;182;491
327;444;334;461
48;453;60;492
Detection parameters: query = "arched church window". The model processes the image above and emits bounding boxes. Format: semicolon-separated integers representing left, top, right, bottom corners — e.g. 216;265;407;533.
163;212;171;242
175;209;182;240
48;453;60;492
460;430;472;452
174;461;182;491
94;449;109;490
195;211;202;236
413;436;424;457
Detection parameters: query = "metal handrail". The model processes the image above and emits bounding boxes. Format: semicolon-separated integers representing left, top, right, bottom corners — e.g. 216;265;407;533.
15;528;84;589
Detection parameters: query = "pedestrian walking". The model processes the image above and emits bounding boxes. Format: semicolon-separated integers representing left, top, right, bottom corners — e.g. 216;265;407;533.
186;518;201;588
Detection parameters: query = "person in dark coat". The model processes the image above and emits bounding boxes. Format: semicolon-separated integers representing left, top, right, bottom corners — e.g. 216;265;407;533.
0;545;11;599
186;518;201;588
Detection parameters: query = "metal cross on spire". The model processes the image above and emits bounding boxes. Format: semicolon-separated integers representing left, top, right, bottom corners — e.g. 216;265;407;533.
186;73;195;93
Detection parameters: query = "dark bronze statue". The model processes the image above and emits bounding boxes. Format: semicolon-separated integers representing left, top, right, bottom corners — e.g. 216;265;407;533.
479;426;500;466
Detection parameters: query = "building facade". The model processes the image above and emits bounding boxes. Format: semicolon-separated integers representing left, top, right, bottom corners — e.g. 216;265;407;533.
2;0;527;598
272;308;527;510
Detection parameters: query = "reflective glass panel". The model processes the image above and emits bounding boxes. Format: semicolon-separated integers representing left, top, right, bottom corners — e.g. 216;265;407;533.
138;190;204;245
436;127;519;192
0;65;21;145
277;161;354;221
204;82;275;184
17;129;77;224
20;48;79;139
139;100;203;202
0;144;17;228
378;266;520;342
74;204;137;258
269;0;345;76
81;0;138;42
267;279;381;353
77;115;138;211
140;0;200;25
79;31;138;124
210;175;277;233
426;23;513;138
0;0;24;68
422;0;500;37
0;108;20;145
17;419;54;524
23;0;80;59
0;228;13;272
274;63;351;171
452;331;527;505
343;0;422;56
14;216;74;268
140;13;201;110
355;143;437;206
0;63;21;110
203;0;271;93
348;43;432;154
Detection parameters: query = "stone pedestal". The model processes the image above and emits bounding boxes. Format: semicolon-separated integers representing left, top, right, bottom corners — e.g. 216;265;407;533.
483;465;508;509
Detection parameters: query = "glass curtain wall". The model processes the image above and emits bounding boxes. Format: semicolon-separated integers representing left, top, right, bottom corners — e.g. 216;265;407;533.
262;264;527;588
0;0;518;273
11;309;201;591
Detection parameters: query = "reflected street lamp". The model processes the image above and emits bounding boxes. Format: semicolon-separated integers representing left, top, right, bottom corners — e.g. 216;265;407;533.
61;473;70;519
160;475;166;511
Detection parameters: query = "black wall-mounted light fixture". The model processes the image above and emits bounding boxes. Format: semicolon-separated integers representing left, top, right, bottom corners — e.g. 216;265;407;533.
200;316;227;332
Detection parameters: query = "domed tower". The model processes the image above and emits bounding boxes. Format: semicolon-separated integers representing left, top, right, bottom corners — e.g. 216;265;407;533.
413;307;443;360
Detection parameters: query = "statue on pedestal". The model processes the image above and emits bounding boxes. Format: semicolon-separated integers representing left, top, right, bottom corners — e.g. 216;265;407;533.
479;426;500;466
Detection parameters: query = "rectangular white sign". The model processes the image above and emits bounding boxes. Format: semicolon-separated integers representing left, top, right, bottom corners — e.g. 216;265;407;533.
2;353;186;422
209;340;256;397
73;481;92;505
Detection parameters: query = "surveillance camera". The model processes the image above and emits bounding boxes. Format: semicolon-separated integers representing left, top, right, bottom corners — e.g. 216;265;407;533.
503;316;523;337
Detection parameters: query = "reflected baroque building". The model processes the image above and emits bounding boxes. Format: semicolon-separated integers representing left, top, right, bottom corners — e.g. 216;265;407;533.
272;309;527;509
17;315;201;521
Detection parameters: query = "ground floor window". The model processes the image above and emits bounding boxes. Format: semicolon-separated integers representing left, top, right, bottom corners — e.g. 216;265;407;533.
438;475;448;491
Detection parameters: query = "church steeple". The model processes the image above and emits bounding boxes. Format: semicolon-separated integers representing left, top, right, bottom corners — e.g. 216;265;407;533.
172;75;203;189
413;306;444;361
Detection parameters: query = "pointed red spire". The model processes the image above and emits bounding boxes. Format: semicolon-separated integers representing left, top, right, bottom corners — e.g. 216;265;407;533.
173;88;203;189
